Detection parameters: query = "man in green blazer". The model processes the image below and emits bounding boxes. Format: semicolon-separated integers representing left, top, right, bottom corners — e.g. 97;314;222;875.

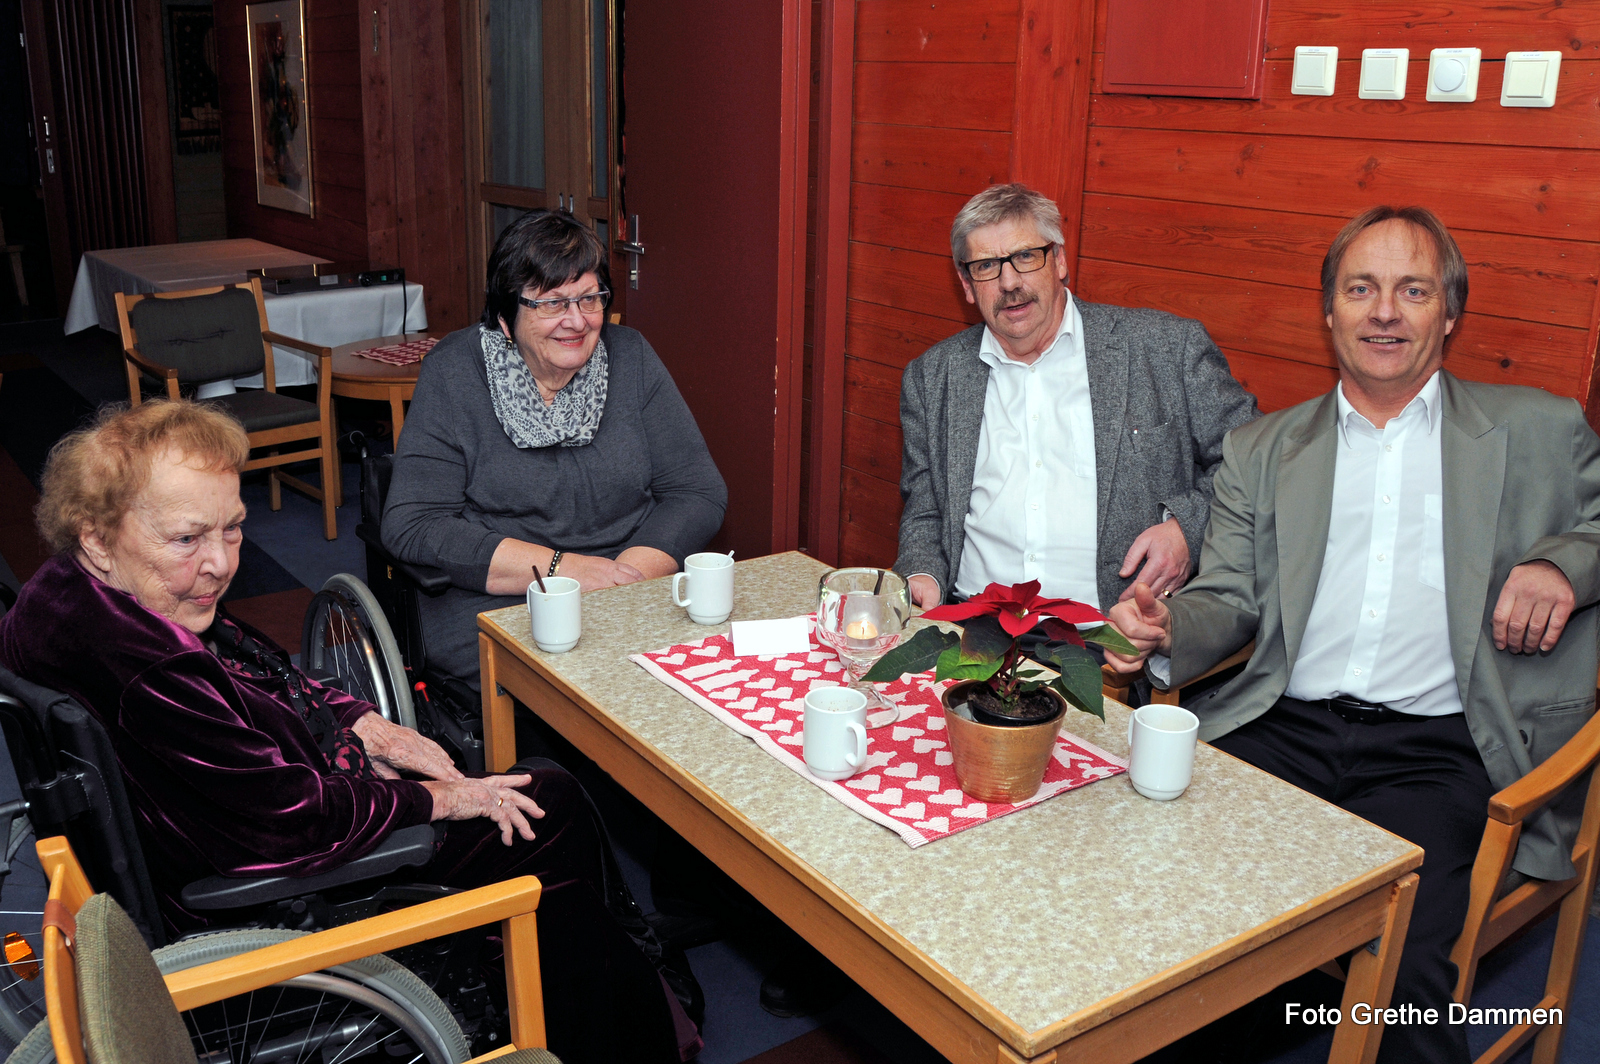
1108;206;1600;1064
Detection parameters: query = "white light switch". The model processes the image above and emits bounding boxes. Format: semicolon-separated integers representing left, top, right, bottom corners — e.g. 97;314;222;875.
1425;47;1481;102
1359;48;1409;100
1292;46;1338;96
1501;51;1562;107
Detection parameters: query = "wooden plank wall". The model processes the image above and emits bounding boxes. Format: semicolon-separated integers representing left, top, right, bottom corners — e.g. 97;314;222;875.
216;0;371;262
832;0;1600;569
1078;0;1600;417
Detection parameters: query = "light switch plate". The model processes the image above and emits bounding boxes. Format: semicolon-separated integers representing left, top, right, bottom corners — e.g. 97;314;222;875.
1291;46;1338;96
1359;48;1409;100
1500;50;1562;107
1425;47;1481;102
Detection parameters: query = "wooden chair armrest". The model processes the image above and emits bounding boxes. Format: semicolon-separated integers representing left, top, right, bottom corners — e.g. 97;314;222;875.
163;875;542;1011
122;345;179;381
261;330;333;361
1487;709;1600;825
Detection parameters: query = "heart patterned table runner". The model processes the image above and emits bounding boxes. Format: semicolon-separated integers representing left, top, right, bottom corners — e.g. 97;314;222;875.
631;619;1127;847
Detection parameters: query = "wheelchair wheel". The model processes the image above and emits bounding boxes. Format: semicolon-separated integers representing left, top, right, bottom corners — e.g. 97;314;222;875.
9;927;470;1063
302;574;416;731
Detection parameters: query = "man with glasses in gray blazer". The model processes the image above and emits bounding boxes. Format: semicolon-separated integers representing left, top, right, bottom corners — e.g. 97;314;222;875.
1108;206;1600;1063
895;183;1259;615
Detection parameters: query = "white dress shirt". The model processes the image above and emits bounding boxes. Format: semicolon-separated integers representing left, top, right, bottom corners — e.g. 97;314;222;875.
1283;372;1461;715
953;292;1101;607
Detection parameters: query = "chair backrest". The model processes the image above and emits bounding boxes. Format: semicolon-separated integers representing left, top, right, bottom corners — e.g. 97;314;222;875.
126;285;267;385
40;841;192;1064
0;666;166;948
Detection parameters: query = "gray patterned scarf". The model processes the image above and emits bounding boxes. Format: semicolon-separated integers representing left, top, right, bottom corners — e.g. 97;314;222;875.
480;325;608;449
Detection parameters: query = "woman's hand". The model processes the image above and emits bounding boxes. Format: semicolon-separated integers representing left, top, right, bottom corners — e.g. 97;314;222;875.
559;552;645;592
422;774;546;845
352;712;465;782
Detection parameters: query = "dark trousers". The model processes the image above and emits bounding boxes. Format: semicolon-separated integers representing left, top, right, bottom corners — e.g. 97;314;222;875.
1213;697;1493;1064
412;757;697;1064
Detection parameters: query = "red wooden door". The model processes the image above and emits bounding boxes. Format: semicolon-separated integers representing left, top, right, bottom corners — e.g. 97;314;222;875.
619;0;808;560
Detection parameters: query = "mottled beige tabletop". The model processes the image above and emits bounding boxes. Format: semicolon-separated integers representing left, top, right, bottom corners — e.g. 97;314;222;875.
482;552;1418;1038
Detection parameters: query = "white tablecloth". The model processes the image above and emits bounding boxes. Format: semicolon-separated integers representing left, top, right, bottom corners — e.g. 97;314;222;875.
62;239;428;389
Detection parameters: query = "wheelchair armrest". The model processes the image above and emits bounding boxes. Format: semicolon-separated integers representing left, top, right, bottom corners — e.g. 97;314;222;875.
354;523;452;594
181;824;440;911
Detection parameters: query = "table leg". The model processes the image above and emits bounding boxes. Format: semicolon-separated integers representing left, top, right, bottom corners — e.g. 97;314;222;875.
389;387;406;441
1328;872;1418;1064
479;632;520;773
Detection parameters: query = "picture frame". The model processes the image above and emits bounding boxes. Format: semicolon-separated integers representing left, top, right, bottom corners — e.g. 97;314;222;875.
246;0;314;216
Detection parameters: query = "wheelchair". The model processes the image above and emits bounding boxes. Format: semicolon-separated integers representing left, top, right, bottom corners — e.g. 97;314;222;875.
0;581;499;1061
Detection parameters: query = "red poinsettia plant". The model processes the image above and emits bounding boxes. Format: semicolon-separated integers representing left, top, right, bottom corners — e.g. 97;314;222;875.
862;579;1136;721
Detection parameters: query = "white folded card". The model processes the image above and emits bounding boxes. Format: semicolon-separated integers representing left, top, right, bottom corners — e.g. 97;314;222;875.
731;616;812;658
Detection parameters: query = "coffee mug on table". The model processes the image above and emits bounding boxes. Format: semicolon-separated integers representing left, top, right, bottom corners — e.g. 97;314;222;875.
1127;703;1199;801
672;552;734;624
526;576;582;653
802;687;869;782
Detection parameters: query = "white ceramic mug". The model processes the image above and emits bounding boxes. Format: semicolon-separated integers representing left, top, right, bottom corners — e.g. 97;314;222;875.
1127;703;1200;801
672;552;734;624
802;687;869;781
526;576;582;653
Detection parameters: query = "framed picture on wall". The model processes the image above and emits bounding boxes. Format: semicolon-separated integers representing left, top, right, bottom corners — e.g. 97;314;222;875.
246;0;314;216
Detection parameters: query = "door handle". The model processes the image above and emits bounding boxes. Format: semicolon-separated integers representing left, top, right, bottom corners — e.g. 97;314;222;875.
613;241;645;255
614;216;643;289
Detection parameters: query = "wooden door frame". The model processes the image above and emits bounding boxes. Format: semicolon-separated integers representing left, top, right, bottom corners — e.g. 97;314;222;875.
769;0;810;555
18;0;73;310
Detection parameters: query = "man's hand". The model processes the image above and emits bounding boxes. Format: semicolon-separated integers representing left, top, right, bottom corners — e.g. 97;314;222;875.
422;774;546;846
560;552;646;593
352;711;464;782
907;574;941;610
1493;560;1576;654
1105;582;1173;674
1117;517;1191;601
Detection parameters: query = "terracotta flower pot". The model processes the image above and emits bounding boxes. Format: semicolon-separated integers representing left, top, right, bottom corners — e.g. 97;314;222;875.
941;680;1067;803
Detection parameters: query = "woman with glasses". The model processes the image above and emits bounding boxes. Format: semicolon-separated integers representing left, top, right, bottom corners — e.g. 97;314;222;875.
382;209;727;692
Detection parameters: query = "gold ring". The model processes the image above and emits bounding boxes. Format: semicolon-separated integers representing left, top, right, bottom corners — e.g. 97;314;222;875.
497;797;504;808
1161;588;1173;599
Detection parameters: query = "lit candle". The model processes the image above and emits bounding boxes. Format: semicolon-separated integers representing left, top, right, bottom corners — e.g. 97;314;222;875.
845;618;879;640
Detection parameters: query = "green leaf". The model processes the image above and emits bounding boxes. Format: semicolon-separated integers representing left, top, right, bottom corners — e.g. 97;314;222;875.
936;643;1003;683
1038;644;1107;721
1079;623;1137;657
958;614;1013;663
862;626;955;683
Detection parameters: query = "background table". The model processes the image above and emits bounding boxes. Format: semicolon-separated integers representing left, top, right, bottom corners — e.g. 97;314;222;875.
330;334;432;438
477;552;1423;1064
62;240;428;388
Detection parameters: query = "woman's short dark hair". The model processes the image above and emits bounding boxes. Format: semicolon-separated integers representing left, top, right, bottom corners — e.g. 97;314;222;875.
1321;206;1468;321
482;210;612;330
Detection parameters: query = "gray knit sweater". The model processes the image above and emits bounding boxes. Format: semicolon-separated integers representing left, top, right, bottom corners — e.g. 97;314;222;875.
381;323;727;686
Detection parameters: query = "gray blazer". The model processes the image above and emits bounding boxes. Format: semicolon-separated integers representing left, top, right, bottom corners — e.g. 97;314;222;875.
1166;371;1600;880
894;297;1261;608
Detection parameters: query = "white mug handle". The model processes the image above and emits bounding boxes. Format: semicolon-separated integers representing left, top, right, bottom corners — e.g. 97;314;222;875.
844;721;867;769
1128;712;1136;748
672;571;691;608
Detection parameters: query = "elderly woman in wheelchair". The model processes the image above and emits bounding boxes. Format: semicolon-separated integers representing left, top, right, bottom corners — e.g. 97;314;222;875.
0;399;701;1062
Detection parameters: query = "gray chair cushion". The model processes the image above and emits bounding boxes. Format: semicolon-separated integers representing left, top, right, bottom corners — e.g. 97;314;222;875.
213;388;322;434
129;287;266;385
75;893;196;1064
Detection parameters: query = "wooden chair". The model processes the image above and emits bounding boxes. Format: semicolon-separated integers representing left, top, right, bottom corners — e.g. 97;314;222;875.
115;277;340;540
1449;703;1600;1064
38;835;559;1064
1100;642;1256;705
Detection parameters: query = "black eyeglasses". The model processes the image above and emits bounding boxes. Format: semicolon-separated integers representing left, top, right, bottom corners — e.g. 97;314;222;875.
959;245;1054;282
517;290;611;318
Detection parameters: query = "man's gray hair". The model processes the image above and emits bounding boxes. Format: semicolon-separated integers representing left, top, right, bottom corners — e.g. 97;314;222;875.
950;184;1066;268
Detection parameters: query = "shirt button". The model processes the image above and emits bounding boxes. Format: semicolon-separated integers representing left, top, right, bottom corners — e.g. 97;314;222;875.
1377;553;1387;562
1031;414;1039;421
1369;609;1378;618
1028;553;1037;562
1032;503;1039;510
1353;668;1363;676
1385;445;1393;452
1035;459;1043;468
1382;494;1391;503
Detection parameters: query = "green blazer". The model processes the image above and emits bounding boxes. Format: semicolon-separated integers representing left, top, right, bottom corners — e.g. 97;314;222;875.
1165;371;1600;880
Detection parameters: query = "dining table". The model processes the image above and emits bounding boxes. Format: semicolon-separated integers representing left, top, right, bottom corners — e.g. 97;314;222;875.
475;551;1422;1064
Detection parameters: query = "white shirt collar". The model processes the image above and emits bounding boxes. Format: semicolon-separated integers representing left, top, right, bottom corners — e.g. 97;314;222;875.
977;289;1078;369
1335;370;1442;445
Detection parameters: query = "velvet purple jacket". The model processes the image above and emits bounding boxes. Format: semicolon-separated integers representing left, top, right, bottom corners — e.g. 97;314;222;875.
0;554;433;920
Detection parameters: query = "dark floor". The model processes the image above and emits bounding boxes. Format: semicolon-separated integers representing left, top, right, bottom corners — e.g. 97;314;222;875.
1;317;1597;1063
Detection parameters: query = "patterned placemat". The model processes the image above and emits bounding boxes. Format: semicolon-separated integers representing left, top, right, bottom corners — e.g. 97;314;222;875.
631;619;1127;847
352;337;437;365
